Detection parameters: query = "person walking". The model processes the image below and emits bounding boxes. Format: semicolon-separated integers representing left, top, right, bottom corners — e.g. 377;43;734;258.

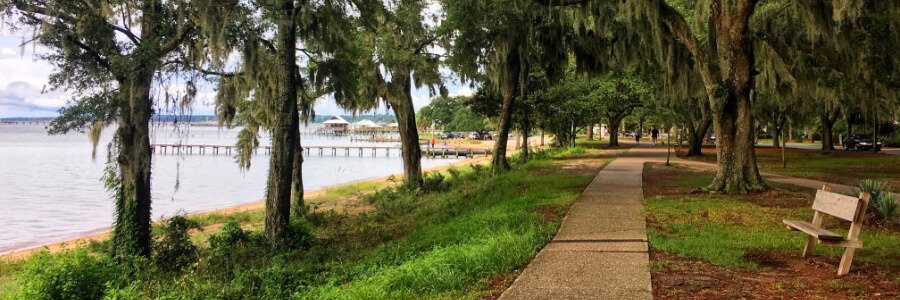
431;138;436;149
650;126;660;145
634;128;641;144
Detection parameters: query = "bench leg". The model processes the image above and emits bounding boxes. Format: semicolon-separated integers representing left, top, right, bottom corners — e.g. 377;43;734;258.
837;248;855;276
803;211;825;258
802;236;817;257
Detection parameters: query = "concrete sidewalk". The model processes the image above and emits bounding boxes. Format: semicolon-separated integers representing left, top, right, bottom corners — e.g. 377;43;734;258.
499;147;658;299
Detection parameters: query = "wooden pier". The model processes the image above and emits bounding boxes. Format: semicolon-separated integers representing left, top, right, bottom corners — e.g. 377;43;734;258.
349;137;432;143
150;144;489;159
0;120;50;125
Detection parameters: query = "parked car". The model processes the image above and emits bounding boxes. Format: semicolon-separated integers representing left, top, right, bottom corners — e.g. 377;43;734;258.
843;134;883;151
454;132;464;139
624;132;634;137
468;132;481;140
480;132;492;140
440;132;454;139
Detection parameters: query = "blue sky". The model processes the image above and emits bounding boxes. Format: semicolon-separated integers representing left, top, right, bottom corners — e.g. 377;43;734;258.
0;33;474;119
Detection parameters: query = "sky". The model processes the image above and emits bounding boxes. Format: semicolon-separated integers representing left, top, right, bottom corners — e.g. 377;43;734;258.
0;32;475;119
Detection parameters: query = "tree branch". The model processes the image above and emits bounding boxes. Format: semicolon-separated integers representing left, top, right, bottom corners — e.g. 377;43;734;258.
156;25;193;59
532;0;588;6
65;35;112;73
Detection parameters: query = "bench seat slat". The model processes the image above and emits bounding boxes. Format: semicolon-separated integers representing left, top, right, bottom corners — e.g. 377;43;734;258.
783;220;844;241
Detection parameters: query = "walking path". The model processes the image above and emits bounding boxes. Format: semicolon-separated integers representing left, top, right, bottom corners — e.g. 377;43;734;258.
499;147;657;299
500;142;894;299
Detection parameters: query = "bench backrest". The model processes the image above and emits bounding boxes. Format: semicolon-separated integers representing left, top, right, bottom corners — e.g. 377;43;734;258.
813;189;863;221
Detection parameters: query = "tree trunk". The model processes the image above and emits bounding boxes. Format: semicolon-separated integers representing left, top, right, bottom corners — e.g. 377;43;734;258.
265;8;299;242
847;118;853;136
390;76;424;187
771;125;781;148
708;90;765;193
686;118;712;157
586;124;594;140
521;128;529;162
291;132;305;218
788;123;793;141
678;0;765;193
111;70;155;259
821;113;836;152
521;116;530;162
607;116;621;147
571;122;577;147
492;86;515;171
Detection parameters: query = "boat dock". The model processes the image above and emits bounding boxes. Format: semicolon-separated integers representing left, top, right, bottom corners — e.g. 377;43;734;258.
150;144;491;158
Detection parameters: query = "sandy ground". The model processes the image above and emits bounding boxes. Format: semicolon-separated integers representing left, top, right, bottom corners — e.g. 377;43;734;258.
0;137;550;260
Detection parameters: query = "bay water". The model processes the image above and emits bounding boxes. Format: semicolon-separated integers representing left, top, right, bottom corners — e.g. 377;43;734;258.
0;123;461;254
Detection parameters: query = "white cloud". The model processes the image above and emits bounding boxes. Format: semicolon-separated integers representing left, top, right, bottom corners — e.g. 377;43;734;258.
451;86;474;97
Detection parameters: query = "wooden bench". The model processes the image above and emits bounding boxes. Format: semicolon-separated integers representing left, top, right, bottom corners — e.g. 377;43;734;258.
783;185;871;276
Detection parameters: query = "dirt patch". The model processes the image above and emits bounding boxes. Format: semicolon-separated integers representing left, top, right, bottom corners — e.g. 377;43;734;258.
534;205;567;224
651;250;900;299
529;149;623;177
482;270;521;300
643;163;815;209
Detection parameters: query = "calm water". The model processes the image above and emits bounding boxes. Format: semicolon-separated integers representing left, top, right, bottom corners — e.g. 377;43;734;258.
0;123;461;254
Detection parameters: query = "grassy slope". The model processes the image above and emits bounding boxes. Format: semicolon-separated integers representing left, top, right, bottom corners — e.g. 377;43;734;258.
1;147;612;299
644;163;900;269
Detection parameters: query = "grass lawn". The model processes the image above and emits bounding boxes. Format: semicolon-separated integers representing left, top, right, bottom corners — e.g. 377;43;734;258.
757;139;823;146
682;146;900;187
644;163;900;298
0;146;620;300
575;137;634;149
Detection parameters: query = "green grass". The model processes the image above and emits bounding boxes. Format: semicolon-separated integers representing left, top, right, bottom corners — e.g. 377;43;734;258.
684;149;900;186
0;260;23;297
645;164;900;269
1;146;607;300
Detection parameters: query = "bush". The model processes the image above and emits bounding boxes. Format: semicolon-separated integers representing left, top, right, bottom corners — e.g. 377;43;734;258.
14;248;118;300
855;179;898;222
422;172;447;192
283;218;317;250
871;193;898;222
225;261;309;299
209;221;246;250
153;215;198;272
446;167;461;180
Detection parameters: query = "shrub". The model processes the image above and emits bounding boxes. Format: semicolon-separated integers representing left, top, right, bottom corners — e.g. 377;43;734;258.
855;179;898;222
469;164;487;177
226;261;309;299
871;193;898;222
856;179;889;204
446;167;461;180
153;215;198;272
209;221;246;250
14;248;118;300
422;172;447;192
283;218;317;250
